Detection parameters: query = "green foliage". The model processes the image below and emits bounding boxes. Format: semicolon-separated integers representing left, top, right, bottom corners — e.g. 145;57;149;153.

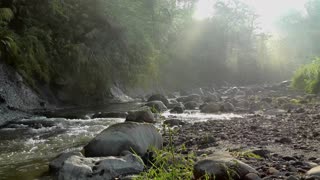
135;127;197;180
0;8;14;24
229;149;262;160
292;57;320;93
0;29;19;63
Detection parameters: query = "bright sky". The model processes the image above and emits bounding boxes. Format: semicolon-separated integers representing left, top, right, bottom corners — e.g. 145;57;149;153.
193;0;307;32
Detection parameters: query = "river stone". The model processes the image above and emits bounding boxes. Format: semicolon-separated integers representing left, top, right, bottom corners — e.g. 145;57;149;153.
222;102;235;112
126;107;155;123
84;122;163;157
200;103;221;113
184;101;198;110
177;94;202;103
170;105;184;114
306;166;320;179
193;153;258;180
244;173;262;180
57;154;144;180
203;93;220;103
167;99;179;109
92;112;128;119
49;151;83;173
145;101;167;113
147;94;169;106
164;119;186;127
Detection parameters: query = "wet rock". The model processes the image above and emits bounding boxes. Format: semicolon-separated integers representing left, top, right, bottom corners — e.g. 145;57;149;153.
84;122;163;157
267;167;279;175
244;173;262;180
109;86;133;103
184;101;198;110
49;151;83;173
164;119;186;127
57;154;144;180
276;137;292;144
147;94;169;106
126;107;155;123
170;105;184;114
193;152;258;180
250;149;271;159
145;101;167;113
167;99;179;108
200;103;221;113
92;112;128;119
283;156;297;161
222;102;235;112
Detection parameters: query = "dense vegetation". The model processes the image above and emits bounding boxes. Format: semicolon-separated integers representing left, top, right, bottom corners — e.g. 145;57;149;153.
1;0;320;103
292;57;320;93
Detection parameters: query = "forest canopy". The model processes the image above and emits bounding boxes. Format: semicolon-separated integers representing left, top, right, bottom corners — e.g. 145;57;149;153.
0;0;320;104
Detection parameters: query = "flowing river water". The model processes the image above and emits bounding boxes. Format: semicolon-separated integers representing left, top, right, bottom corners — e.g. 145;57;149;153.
0;103;243;180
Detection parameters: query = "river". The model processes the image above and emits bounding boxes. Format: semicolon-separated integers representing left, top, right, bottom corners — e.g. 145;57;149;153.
0;103;242;180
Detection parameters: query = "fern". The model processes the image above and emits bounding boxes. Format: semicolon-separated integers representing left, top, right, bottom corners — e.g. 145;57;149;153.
0;8;14;22
0;29;19;63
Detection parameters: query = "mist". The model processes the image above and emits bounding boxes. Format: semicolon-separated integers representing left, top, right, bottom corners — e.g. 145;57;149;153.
1;0;320;179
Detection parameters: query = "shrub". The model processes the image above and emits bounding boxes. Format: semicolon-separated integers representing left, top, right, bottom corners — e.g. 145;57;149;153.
292;57;320;94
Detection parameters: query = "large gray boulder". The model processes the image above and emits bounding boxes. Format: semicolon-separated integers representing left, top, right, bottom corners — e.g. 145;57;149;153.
145;101;167;113
193;153;258;180
57;154;144;180
147;94;169;106
84;122;163;157
126;107;155;123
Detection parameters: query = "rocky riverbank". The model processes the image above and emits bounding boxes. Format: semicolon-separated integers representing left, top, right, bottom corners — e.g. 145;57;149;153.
48;81;320;180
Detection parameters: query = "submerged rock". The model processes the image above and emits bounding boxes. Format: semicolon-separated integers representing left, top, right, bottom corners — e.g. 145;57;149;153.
56;154;144;180
126;107;155;123
193;152;258;180
84;122;163;157
147;94;169;106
